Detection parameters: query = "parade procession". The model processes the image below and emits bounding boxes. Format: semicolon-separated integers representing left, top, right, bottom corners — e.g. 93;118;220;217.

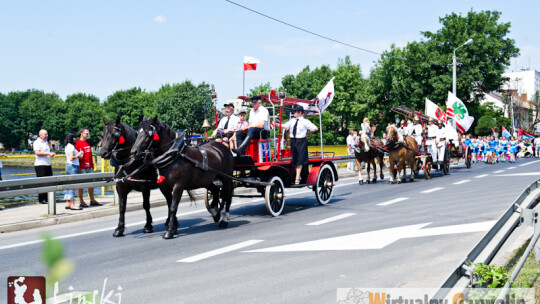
1;2;539;304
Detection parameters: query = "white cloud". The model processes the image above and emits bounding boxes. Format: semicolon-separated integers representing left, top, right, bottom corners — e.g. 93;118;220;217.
153;15;167;24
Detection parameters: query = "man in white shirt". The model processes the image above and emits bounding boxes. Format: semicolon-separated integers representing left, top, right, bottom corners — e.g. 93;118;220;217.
210;103;239;147
426;118;438;163
277;105;318;184
232;96;270;155
412;116;424;150
346;130;355;171
534;136;540;157
405;120;414;136
436;120;447;163
33;129;56;204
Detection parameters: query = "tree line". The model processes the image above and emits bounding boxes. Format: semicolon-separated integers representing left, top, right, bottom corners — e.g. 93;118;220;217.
0;10;521;148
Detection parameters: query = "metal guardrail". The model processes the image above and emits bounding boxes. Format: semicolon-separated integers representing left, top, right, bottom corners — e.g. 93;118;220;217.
0;172;116;215
432;179;540;301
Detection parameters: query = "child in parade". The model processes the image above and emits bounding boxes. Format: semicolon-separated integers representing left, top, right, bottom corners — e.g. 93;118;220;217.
499;136;509;162
509;136;518;163
472;138;479;163
488;136;498;164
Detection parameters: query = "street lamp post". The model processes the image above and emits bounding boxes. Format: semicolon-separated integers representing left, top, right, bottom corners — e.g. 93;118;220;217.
452;38;473;96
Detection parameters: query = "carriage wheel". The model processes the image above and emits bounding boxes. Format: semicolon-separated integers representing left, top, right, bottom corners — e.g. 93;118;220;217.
315;164;335;205
424;156;432;179
465;146;472;169
204;189;214;213
413;158;421;176
442;149;450;175
264;176;285;217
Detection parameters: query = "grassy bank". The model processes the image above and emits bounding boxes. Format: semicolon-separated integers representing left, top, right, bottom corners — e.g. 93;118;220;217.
505;239;540;303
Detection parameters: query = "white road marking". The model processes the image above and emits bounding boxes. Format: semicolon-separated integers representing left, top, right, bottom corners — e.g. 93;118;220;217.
245;221;495;252
496;172;540;177
177;239;264;263
377;197;409;206
0;179;359;251
474;174;489;178
306;213;356;226
507;166;516;170
493;170;504;174
519;160;540;167
421;187;444;193
453;180;470;185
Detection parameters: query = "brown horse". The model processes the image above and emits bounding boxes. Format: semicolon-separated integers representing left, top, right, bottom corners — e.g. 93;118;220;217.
131;117;234;240
354;132;385;184
386;124;418;184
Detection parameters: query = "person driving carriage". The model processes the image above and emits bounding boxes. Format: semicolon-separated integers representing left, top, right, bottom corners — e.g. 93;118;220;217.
232;96;270;156
412;116;423;150
275;105;318;184
426;117;438;164
436;120;447;164
209;103;239;147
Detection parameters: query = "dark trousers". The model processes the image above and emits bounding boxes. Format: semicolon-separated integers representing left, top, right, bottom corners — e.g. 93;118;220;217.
35;165;53;203
236;128;269;147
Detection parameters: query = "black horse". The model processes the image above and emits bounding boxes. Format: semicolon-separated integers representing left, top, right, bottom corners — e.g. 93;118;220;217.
99;116;173;237
130;116;234;240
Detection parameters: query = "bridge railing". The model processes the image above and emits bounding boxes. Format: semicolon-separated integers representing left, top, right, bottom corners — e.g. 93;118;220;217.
0;172;116;215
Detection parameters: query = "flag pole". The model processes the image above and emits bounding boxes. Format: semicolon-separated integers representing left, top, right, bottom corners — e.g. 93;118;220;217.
243;69;245;96
318;100;324;158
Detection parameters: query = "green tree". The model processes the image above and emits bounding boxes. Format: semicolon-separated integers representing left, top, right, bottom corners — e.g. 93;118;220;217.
248;82;275;97
422;10;519;103
102;87;156;129
366;10;519;133
154;81;214;133
64;93;104;146
474;102;510;135
0;91;29;149
19;90;66;143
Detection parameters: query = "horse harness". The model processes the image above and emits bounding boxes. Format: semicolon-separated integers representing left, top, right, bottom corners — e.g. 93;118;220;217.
115;130;270;186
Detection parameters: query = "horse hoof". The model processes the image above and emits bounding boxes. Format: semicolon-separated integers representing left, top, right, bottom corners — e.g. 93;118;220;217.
367;180;371;184
359;180;363;185
163;231;175;239
143;226;153;234
397;180;401;184
113;229;124;237
213;213;221;223
372;179;377;183
218;220;228;228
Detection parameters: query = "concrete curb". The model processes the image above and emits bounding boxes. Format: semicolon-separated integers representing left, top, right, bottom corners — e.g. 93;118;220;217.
0;171;358;233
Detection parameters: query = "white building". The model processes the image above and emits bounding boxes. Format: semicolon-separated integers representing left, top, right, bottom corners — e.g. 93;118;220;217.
226;98;248;115
502;69;540;102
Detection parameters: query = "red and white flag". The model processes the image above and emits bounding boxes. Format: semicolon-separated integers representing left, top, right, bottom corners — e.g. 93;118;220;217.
425;98;448;123
243;56;260;71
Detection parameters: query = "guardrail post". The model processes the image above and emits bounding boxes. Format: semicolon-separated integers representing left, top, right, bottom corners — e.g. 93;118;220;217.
47;191;56;215
534;212;540;262
113;186;119;206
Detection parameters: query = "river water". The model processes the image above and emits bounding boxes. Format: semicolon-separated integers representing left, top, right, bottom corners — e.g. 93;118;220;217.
0;166;111;204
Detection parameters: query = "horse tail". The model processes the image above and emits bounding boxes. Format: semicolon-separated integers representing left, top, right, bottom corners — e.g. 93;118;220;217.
186;189;197;206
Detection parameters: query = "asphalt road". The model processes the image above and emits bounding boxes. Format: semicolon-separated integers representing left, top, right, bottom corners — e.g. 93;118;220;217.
1;159;539;304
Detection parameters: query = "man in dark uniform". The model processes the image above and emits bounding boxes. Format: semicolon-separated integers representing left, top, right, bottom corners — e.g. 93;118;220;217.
276;105;318;184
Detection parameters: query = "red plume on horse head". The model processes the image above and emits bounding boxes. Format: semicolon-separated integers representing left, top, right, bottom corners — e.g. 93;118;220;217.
151;116;160;141
115;116;126;144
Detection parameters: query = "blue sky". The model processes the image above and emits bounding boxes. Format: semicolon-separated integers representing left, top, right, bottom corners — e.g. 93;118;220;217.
1;1;538;107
